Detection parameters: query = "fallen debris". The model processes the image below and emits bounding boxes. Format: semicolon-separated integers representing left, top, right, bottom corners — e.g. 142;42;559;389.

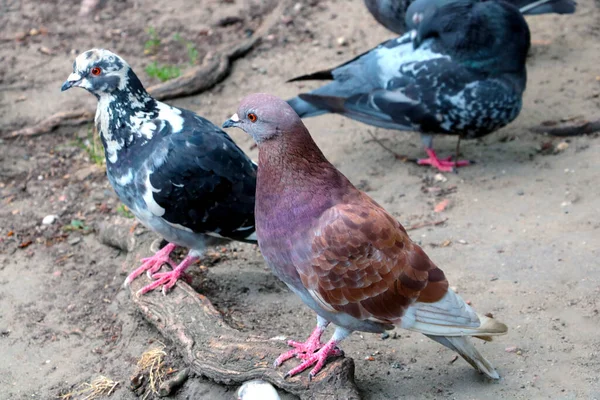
60;375;119;400
531;117;600;137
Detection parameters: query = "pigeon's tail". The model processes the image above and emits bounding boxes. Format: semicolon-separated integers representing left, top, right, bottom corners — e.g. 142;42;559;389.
425;335;500;380
242;231;258;244
516;0;576;15
401;289;508;379
287;96;329;118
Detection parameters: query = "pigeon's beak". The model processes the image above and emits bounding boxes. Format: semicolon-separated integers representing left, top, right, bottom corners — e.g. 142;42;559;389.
222;113;240;129
61;73;83;91
410;30;422;49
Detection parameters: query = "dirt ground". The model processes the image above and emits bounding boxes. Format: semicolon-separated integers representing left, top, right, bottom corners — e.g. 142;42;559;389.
1;0;600;399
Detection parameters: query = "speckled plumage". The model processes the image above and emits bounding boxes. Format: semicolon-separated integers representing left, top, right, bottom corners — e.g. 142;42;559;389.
63;49;257;294
224;93;508;380
288;0;531;170
365;0;576;35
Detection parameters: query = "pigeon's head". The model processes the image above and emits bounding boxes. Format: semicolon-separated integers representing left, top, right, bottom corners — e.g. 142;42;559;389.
222;93;303;144
61;49;132;96
411;0;530;72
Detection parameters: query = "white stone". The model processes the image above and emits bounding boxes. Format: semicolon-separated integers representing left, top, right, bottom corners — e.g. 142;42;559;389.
42;215;58;225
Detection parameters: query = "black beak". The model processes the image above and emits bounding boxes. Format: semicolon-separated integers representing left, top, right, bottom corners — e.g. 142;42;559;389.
61;73;82;92
222;113;240;129
61;80;75;92
411;31;422;50
222;119;236;129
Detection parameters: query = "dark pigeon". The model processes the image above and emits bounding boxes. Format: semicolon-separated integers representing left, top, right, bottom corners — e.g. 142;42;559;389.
223;93;508;380
288;0;531;171
62;49;257;295
365;0;576;35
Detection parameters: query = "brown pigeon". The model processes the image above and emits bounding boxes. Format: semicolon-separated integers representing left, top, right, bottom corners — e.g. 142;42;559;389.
222;93;508;380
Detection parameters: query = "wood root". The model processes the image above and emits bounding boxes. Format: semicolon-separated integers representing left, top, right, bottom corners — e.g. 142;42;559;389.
2;0;288;139
126;257;360;399
530;118;600;137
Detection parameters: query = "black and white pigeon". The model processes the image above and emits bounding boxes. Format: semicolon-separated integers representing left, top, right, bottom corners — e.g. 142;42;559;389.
288;0;531;172
61;49;257;295
365;0;576;35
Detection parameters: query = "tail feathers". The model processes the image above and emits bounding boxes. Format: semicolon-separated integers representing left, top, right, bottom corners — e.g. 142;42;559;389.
426;335;501;380
287;96;329;118
408;311;508;337
517;0;576;15
287;70;334;83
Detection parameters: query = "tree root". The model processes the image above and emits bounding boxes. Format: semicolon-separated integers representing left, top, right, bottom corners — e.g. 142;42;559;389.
530;117;600;137
126;259;360;400
2;0;289;140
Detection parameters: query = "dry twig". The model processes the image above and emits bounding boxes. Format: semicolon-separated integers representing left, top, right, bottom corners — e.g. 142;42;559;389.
405;218;448;231
530;118;600;137
60;376;119;400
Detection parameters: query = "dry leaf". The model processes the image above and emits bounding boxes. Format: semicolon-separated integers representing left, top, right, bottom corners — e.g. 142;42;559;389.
434;199;450;213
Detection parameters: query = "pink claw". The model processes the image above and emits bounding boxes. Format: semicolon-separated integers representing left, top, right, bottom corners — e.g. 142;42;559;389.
284;339;344;380
136;255;198;296
417;148;471;172
274;326;325;368
124;243;177;286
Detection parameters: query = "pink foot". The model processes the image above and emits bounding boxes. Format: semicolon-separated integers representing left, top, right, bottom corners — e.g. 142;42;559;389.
124;243;177;287
274;325;326;368
136;255;198;296
417;148;471;172
284;339;344;380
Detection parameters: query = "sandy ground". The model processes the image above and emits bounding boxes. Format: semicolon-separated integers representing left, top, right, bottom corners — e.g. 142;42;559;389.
1;0;600;399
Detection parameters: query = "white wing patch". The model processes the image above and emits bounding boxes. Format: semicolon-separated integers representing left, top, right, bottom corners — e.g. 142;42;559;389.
156;101;184;133
142;172;165;217
376;37;448;85
114;169;133;185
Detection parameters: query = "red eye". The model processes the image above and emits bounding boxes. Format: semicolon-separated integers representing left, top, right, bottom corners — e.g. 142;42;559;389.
248;113;257;122
91;67;102;76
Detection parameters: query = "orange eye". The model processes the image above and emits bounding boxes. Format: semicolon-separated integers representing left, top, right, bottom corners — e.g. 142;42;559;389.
248;113;257;122
91;67;102;76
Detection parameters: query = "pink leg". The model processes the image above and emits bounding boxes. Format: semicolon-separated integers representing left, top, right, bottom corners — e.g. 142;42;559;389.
275;322;348;380
284;338;344;380
274;324;327;368
136;254;199;296
417;147;471;172
124;243;177;287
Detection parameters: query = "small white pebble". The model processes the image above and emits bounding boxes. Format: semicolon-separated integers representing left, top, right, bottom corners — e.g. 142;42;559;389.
434;173;447;182
336;36;347;46
237;380;280;400
42;215;58;225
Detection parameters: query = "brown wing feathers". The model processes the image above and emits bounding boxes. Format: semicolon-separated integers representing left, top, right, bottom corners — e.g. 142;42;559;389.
300;193;449;324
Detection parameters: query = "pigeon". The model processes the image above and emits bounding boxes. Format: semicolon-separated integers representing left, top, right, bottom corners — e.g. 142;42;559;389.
365;0;576;35
223;93;508;380
287;0;531;172
62;49;257;295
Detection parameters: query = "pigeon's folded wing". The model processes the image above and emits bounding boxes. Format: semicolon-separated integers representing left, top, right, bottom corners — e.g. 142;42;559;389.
295;193;449;324
297;55;480;132
142;118;256;240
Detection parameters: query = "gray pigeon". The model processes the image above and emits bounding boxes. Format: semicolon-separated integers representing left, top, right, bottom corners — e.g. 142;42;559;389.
223;93;507;380
62;49;257;295
288;0;531;171
365;0;576;35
